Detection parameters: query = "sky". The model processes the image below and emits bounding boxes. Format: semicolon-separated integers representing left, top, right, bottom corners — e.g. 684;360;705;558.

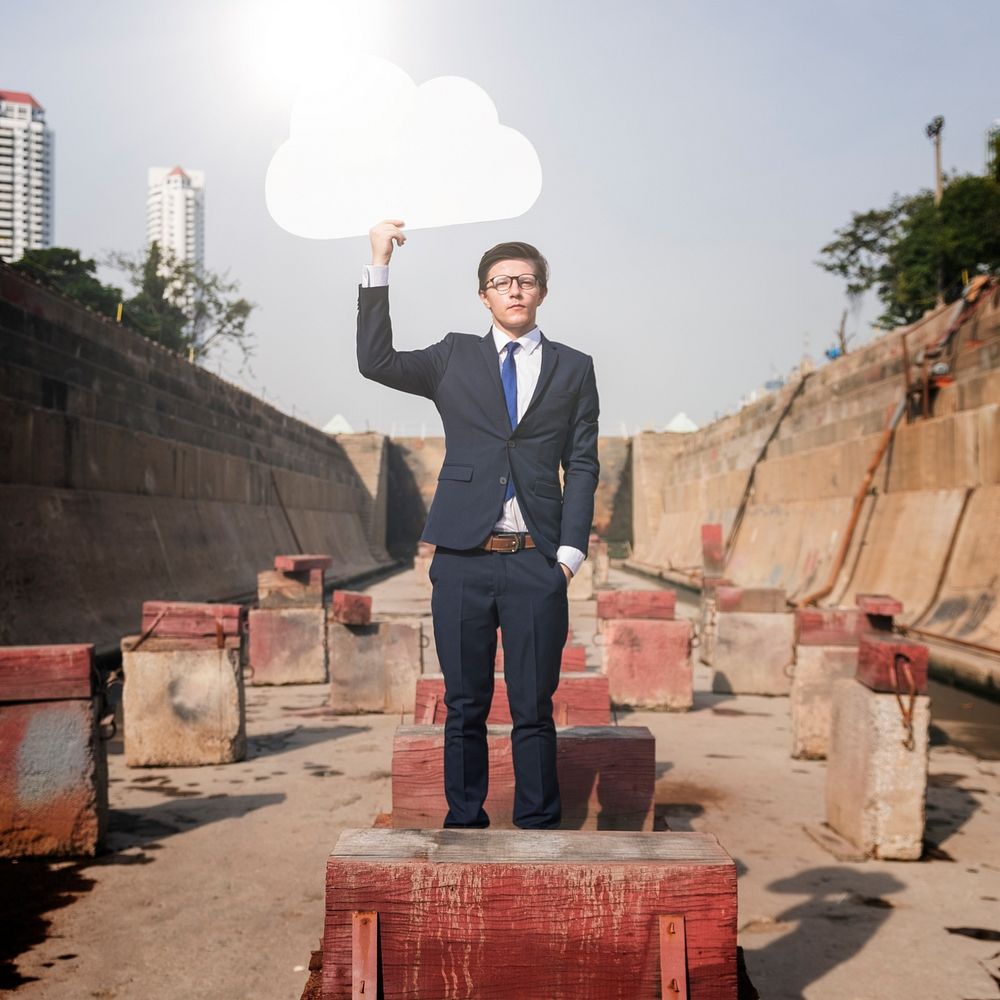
6;0;1000;436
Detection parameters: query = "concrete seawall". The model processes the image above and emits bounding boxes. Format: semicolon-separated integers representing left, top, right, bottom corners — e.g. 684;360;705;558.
0;266;392;653
627;284;1000;689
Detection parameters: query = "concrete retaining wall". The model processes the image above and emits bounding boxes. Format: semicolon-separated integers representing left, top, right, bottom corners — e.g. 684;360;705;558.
0;266;391;652
628;284;1000;683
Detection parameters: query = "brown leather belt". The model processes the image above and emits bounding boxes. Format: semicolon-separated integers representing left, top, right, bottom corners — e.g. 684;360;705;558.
482;532;536;553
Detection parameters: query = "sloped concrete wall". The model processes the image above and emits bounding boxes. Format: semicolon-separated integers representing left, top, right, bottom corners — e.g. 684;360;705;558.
628;284;1000;676
0;266;392;652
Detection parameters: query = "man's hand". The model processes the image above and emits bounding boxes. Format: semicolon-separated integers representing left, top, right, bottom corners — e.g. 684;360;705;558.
560;563;573;585
370;219;406;266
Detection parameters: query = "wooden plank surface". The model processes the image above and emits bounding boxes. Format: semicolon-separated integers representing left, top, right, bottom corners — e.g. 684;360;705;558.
325;829;737;999
414;673;611;726
274;554;333;573
597;590;677;621
0;644;94;702
141;601;245;638
391;725;655;830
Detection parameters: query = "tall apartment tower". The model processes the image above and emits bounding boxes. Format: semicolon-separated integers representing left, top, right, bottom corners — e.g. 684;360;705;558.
0;90;54;263
146;166;205;269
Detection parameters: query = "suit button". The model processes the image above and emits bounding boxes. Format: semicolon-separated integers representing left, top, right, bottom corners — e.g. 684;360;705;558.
499;476;507;485
508;440;516;449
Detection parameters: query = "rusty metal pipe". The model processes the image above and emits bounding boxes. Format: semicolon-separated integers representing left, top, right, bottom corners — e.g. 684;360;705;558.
902;625;1000;659
796;397;906;608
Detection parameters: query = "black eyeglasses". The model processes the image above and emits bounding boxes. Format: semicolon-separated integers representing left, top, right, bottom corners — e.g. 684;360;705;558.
485;274;539;294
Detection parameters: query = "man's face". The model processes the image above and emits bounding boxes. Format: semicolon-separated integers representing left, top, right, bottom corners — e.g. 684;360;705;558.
479;258;546;337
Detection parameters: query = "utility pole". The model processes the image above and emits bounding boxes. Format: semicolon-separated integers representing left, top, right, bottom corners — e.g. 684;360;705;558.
926;115;945;306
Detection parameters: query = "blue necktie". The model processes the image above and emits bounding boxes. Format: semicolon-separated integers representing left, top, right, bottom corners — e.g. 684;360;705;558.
501;342;519;502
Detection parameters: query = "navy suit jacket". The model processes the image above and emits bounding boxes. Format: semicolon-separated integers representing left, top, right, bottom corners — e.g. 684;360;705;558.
357;285;600;559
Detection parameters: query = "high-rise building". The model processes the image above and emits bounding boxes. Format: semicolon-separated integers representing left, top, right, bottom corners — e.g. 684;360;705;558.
147;166;205;269
0;90;54;263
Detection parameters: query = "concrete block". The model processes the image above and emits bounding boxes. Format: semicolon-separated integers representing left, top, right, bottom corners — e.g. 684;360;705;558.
122;643;246;766
715;586;787;613
256;568;324;609
329;590;372;626
711;612;795;696
795;607;865;647
414;672;611;726
596;589;676;621
699;594;717;667
248;608;327;685
0;698;108;857
327;619;423;714
567;557;594;600
702;522;726;576
391;725;655;830
826;678;930;860
856;634;929;694
603;619;693;710
790;646;858;759
324;828;738;998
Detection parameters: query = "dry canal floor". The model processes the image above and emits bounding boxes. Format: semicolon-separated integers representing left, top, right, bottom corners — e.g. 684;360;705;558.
2;565;999;999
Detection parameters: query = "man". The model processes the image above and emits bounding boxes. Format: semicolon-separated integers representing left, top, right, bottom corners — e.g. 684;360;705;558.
357;219;599;829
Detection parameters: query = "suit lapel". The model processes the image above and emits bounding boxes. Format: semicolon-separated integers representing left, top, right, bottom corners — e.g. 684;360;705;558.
478;332;513;433
518;333;559;427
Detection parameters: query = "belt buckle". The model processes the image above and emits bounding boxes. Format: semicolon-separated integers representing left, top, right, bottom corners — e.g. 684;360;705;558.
496;533;519;553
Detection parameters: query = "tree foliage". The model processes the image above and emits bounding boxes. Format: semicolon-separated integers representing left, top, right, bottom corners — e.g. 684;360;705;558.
108;242;256;363
10;247;123;319
818;174;1000;328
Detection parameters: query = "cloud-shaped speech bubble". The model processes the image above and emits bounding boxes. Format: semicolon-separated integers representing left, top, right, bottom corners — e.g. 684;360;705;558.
265;55;543;239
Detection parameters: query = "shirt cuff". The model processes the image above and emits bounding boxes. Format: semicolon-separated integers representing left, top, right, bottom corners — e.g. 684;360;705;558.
556;545;586;577
361;264;389;287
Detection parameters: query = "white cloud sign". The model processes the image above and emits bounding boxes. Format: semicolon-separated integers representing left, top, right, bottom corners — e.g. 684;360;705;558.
265;55;543;239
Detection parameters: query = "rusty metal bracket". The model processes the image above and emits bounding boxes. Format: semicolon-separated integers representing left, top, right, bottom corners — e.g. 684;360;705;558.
352;910;379;998
659;914;688;998
890;652;918;751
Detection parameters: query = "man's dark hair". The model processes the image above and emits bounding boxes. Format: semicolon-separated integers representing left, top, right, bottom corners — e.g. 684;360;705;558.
477;241;549;292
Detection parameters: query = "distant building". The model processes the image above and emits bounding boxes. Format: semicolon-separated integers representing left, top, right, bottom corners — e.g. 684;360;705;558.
147;166;205;268
0;90;54;263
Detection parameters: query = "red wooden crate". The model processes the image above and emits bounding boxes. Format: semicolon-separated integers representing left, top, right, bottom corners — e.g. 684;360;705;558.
603;620;693;710
324;828;738;999
414;673;610;726
329;591;372;626
855;593;903;617
0;644;94;703
141;601;245;639
794;608;865;647
856;635;929;695
597;590;676;621
391;725;655;830
274;554;333;573
494;642;587;673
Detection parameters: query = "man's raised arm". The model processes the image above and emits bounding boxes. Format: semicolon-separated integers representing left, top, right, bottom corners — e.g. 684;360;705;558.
356;220;452;399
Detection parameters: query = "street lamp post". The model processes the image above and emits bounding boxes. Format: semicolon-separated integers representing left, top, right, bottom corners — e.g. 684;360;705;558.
926;115;945;306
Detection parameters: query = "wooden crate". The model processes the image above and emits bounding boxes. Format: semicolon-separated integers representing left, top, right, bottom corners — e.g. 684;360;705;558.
324;828;738;998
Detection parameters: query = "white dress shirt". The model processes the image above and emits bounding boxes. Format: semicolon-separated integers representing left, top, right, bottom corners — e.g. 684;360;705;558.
361;264;586;575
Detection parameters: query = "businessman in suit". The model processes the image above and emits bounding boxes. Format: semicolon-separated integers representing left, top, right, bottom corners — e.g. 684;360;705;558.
357;219;599;829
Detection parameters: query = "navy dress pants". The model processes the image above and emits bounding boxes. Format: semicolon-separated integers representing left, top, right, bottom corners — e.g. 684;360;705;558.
430;545;569;829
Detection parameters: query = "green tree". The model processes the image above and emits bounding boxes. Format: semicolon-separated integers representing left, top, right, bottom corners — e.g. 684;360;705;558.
11;247;123;318
818;175;1000;327
108;242;256;363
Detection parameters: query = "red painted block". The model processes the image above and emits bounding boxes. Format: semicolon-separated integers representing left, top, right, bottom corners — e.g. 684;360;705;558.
141;601;245;639
391;725;655;830
494;642;587;673
329;591;372;626
1;698;107;856
596;590;676;621
257;568;324;609
715;586;786;614
121;635;241;653
856;594;903;617
702;523;725;577
248;608;327;685
856;635;929;695
795;608;865;647
603;620;693;710
0;645;94;703
324;828;738;999
274;554;333;573
414;673;610;726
